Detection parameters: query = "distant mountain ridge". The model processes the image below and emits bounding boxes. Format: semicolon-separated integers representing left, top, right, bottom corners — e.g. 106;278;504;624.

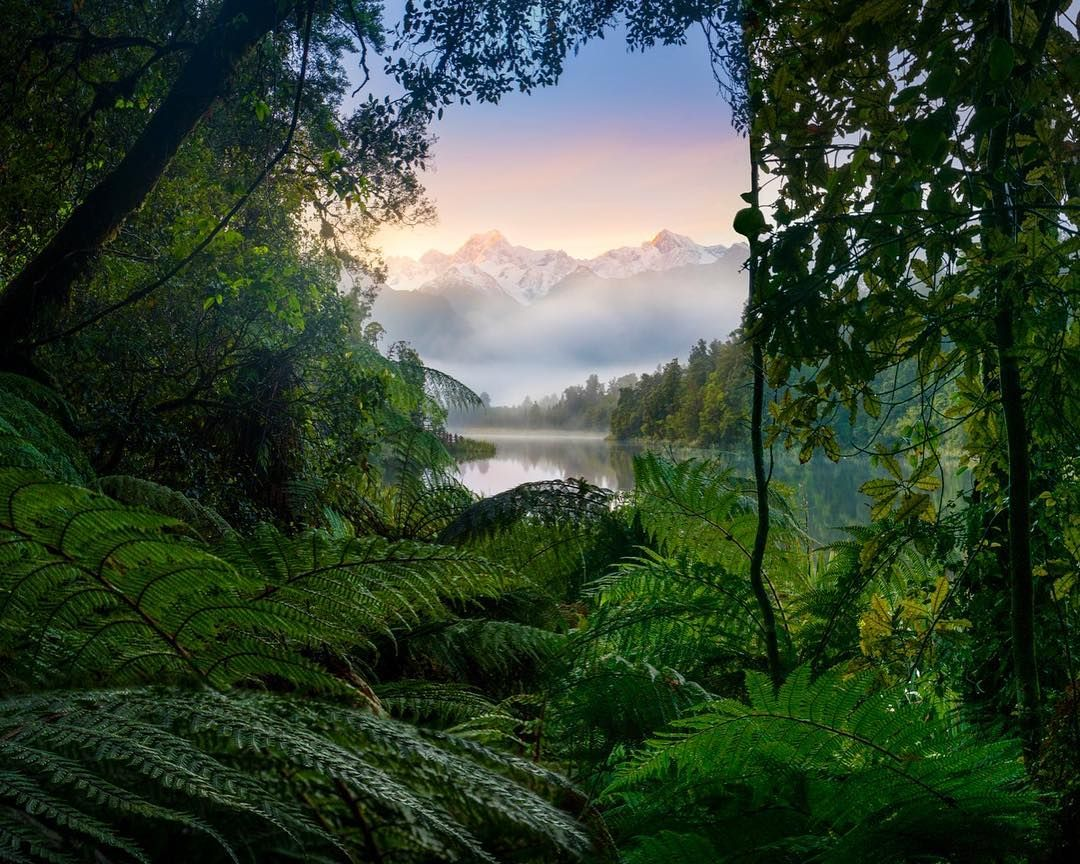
372;229;750;403
384;229;745;306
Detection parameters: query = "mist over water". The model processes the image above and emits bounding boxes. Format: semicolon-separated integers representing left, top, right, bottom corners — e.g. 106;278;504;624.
434;361;657;407
373;244;749;404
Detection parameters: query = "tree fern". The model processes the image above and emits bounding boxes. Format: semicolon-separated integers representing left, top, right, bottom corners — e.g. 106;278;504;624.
630;453;801;573
547;653;711;797
0;378;90;485
604;665;1039;862
375;680;501;726
440;479;615;546
441;479;625;610
0;373;603;861
350;468;476;542
545;456;798;784
581;551;764;675
619;831;719;864
420;365;483;414
0;688;595;863
332;417;478;541
216;523;516;655
0;465;526;695
397;618;565;685
95;475;233;541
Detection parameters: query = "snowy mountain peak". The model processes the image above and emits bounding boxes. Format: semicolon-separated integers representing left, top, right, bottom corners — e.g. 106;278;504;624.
382;230;739;304
648;228;696;253
454;229;512;262
586;231;727;279
419;249;451;269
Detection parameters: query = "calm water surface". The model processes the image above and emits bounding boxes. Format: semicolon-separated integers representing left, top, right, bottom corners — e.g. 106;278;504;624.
452;430;640;493
451;428;886;540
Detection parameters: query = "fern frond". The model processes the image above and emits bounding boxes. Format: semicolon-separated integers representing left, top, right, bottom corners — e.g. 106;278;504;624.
376;680;499;725
0;771;149;864
401;618;564;684
620;831;719;864
422;366;482;413
579;551;763;676
0;379;90;485
0;468;278;692
216;524;515;651
605;665;1039;862
95;475;233;541
631;453;790;571
0;375;79;431
0;468;511;697
1;688;596;863
440;479;615;546
546;653;710;795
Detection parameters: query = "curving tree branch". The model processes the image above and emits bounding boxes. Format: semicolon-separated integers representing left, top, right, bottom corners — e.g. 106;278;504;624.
0;0;293;352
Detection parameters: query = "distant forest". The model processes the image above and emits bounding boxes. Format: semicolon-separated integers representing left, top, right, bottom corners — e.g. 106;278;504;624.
456;337;945;461
610;338;749;444
452;338;750;445
451;371;634;432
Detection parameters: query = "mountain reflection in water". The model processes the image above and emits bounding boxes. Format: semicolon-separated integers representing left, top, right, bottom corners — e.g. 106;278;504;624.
451;429;888;542
453;431;639;493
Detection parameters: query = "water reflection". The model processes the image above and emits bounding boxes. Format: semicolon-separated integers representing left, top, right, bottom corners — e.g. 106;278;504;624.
452;429;896;541
453;431;639;493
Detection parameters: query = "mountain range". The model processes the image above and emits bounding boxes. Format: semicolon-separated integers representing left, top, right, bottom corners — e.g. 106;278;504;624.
383;229;742;304
372;230;749;403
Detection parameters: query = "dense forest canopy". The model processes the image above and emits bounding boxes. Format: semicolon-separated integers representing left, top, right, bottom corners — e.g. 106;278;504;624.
0;1;1077;863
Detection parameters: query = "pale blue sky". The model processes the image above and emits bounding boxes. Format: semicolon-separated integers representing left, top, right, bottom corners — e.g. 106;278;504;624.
367;7;748;258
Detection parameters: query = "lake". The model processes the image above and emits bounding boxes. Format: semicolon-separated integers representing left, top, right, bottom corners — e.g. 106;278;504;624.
451;428;886;541
451;430;639;493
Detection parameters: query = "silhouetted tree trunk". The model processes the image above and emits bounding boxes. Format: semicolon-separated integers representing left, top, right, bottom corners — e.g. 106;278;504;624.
744;40;783;687
0;0;289;350
746;158;783;690
982;0;1040;761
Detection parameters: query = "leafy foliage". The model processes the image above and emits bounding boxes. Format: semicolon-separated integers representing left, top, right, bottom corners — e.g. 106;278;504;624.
1;0;1075;860
610;338;750;445
0;688;592;864
605;665;1039;863
0;374;598;863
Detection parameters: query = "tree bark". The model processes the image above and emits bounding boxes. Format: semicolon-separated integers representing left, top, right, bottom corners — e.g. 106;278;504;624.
0;0;289;349
982;0;1040;761
996;301;1040;759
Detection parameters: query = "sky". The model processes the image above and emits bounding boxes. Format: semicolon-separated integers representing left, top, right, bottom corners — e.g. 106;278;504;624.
368;16;748;260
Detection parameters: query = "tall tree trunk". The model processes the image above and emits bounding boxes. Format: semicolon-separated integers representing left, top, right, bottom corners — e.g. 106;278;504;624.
0;0;289;350
996;301;1039;758
982;0;1040;761
746;121;783;690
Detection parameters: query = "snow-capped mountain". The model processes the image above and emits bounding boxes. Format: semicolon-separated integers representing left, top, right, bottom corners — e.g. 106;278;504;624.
383;229;744;306
373;229;751;403
585;229;733;278
385;229;582;304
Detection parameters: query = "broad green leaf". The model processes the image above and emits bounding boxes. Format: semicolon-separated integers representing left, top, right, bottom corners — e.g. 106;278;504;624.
860;478;898;500
878;452;904;481
895;493;932;522
733;206;767;238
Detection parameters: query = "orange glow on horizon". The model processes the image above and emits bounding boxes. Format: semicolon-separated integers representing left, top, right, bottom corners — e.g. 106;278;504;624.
374;133;748;261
